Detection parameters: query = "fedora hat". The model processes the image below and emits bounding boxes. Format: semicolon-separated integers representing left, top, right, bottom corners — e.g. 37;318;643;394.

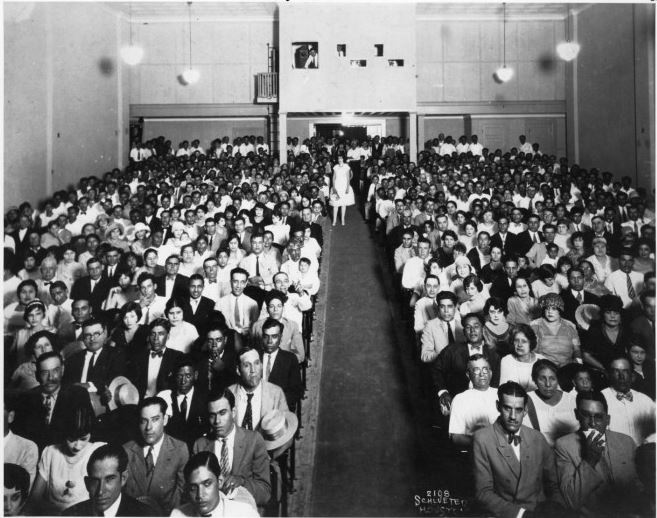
575;303;601;331
260;409;298;454
107;376;139;411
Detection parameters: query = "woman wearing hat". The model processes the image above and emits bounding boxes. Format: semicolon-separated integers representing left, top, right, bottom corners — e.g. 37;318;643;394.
449;256;475;303
530;293;582;368
11;299;56;366
582;294;631;371
129;222;152;258
105;222;130;252
586;237;618;284
94;213;111;241
169;220;192;252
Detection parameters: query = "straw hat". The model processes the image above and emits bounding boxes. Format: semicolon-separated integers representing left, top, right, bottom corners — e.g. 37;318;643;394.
106;222;124;237
133;222;151;238
107;376;140;411
575;304;601;331
260;409;298;457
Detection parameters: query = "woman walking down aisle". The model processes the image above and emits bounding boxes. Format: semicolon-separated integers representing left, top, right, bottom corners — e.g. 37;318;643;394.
330;155;355;226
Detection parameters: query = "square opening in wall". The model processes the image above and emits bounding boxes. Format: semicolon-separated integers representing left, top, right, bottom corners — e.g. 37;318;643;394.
337;44;346;57
374;44;384;56
292;42;319;69
388;59;404;67
350;60;367;67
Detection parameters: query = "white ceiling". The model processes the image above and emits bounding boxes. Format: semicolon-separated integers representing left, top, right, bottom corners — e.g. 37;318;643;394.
106;2;589;23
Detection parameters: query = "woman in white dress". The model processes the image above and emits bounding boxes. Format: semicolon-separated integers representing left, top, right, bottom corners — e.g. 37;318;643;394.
330;155;355;226
165;298;199;354
499;323;545;392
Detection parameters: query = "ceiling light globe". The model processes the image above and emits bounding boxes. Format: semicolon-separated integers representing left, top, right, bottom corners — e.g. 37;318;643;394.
557;41;581;61
495;66;514;82
120;45;144;66
182;68;200;84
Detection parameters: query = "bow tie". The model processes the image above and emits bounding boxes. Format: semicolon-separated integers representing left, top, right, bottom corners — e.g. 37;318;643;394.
43;281;51;286
616;391;633;402
150;350;164;359
508;434;521;446
74;323;83;329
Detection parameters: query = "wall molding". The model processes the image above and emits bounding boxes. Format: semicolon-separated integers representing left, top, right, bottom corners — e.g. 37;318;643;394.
130;104;269;118
417;101;566;115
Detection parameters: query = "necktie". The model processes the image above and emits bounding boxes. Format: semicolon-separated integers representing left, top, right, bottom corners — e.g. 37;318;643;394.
446;322;455;345
621;208;628;222
242;393;254;430
208;235;213;247
508;433;521;446
144;306;150;324
180;395;188;421
220;438;230;478
43;281;51;286
532;233;539;244
145;446;154;475
255;256;260;277
634;221;639;234
616;391;633;402
265;354;272;380
576;291;583;303
83;351;97;383
234;296;241;327
43;395;53;425
627;274;636;299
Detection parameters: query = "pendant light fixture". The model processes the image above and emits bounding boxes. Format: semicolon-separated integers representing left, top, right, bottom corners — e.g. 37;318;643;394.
495;3;513;83
557;4;580;61
120;2;144;66
181;1;200;84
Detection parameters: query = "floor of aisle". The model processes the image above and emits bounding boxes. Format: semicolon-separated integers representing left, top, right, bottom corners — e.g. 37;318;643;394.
308;215;422;517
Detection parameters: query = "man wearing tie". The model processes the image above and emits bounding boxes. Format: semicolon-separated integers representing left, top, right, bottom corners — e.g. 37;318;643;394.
604;249;644;308
57;298;94;359
561;267;601;323
420;291;464;363
192;389;271;506
104;247;123;287
70;257;111;317
137;273;168;325
155;255;189;300
215;268;259;338
227;347;288;432
239;234;278;290
182;274;216;334
123;397;188;515
490;217;518;258
473;382;563;518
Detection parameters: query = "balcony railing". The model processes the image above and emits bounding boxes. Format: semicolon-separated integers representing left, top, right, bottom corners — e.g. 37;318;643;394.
256;72;278;103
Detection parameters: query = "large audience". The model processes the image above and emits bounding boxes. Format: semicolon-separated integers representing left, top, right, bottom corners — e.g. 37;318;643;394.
3;132;656;517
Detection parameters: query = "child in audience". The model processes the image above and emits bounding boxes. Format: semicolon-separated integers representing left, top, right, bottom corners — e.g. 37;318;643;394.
531;264;560;298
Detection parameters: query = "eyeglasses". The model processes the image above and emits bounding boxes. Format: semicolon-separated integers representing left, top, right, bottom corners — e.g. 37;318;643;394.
83;331;103;340
470;367;490;375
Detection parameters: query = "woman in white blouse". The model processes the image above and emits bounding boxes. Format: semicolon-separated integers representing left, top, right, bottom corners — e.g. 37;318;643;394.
165;297;199;354
499;323;545;392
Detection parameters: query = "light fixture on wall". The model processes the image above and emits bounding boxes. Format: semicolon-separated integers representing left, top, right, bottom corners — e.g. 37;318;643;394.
494;3;514;83
181;1;200;84
120;2;144;66
556;5;580;61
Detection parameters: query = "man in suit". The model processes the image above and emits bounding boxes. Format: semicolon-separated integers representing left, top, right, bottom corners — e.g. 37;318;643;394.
182;274;216;335
123;397;188;515
215;267;260;338
70;257;112;316
202;217;226;253
57;297;94;358
561;267;601;324
589;216;620;257
258;318;303;412
157;356;208;450
434;313;501;416
228;346;288;432
513;214;544;258
239;234;279;290
466;231;491;275
554;390;643;517
13;352;93;450
234;217;253;254
104;247;123;287
62;444;156;516
387;209;420;257
473;382;563;518
489;257;519;301
62;317;127;394
196;322;240;393
192;389;271;506
490;216;518;258
420;291;465;363
155;255;189;300
129;318;183;398
10;214;32;258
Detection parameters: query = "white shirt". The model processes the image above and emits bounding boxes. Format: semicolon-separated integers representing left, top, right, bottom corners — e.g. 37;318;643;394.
401;256;428;290
103;494;122;517
142;434;165;465
80;349;99;383
139;296;167;325
157;387;195;420
604;270;644;308
601;388;655;445
448;387;499;436
214;425;236;473
235;383;262;429
146;352;164;397
262;350;279;382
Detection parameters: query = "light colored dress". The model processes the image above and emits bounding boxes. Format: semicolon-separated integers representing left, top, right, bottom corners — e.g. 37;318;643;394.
330;163;355;207
531;318;582;367
37;441;106;514
499;353;545;392
526;391;578;446
166;321;200;354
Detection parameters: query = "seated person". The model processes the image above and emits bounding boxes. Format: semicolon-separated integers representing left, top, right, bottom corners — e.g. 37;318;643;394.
3;396;38;487
554;390;643;517
4;463;30;517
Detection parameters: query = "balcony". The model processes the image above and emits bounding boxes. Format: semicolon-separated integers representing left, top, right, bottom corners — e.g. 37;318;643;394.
256;72;278;103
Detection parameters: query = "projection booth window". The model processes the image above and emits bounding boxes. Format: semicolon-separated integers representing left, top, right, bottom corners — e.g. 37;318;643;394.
292;42;319;69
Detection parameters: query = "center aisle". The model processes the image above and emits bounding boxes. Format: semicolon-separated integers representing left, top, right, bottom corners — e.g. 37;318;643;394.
309;217;421;516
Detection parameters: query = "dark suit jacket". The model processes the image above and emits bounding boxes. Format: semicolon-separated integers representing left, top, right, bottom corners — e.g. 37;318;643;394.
10;228;31;257
431;343;500;396
466;248;486;274
267;349;303;412
194;344;239;394
62;345;127;389
387;224;421;253
62;494;157;516
129;348;183;398
307;222;323;247
182;296;216;334
123;434;188;515
491;232;519;258
165;387;209;450
490;275;516;301
193;426;271;506
473;420;561;518
155;274;189;299
104;265;123;287
13;384;93;451
145;215;162;233
561;289;600;325
513;230;544;258
70;276;112;315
